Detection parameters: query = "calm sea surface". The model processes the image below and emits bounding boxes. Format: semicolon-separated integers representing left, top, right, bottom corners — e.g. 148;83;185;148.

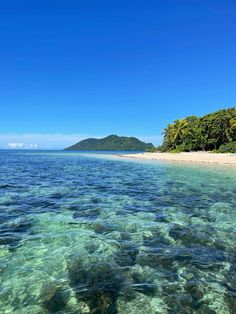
0;150;236;314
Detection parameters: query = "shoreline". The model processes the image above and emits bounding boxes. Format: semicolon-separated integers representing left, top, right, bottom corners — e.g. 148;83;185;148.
117;152;236;166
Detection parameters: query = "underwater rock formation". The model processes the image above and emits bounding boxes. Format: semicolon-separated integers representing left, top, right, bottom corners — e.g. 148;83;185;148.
68;260;126;313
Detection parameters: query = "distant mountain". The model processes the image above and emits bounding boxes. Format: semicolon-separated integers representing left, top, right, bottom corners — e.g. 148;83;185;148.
64;135;154;151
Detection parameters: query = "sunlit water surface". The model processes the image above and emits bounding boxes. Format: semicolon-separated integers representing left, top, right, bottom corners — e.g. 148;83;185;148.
0;150;236;314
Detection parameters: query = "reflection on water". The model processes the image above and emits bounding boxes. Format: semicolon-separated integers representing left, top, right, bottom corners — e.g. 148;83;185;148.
0;151;236;313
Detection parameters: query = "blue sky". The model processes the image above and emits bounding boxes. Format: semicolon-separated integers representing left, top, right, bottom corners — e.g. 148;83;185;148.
0;0;236;148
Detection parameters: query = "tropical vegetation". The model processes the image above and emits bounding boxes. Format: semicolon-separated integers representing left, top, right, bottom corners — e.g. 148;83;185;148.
218;141;236;153
65;135;154;151
158;108;236;153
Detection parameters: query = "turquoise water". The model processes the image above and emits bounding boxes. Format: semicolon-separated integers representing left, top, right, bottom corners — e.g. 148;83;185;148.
0;150;236;314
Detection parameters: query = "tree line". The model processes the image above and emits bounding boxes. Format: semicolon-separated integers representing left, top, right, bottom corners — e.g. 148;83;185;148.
157;108;236;152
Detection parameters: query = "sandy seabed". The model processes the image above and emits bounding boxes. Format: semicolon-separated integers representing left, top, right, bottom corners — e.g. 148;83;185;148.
118;152;236;166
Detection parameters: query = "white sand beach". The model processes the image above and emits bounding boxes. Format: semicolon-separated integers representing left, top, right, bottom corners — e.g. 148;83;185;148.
118;152;236;165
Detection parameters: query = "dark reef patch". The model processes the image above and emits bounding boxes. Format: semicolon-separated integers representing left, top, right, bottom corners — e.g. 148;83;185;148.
114;242;139;267
142;231;171;248
136;246;179;277
67;256;159;313
169;223;216;247
42;286;69;313
68;260;125;314
73;207;100;220
0;218;31;248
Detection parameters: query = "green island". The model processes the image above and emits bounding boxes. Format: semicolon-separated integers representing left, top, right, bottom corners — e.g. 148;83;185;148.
64;134;154;151
157;107;236;153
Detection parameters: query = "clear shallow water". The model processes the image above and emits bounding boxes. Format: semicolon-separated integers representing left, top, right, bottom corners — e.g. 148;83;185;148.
0;151;236;314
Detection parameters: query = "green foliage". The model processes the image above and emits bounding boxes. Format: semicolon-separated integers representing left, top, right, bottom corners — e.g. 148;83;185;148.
162;118;189;150
156;145;167;152
161;108;236;152
146;146;157;152
218;141;236;153
65;135;154;151
230;118;236;140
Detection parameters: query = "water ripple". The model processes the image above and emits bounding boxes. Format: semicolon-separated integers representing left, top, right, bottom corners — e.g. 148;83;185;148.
0;151;235;313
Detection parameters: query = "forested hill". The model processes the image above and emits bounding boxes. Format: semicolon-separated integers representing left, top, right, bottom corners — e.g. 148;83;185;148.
160;108;236;152
64;135;154;151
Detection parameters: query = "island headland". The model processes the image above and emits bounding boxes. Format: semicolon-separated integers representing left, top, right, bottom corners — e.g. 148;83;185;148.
64;134;154;151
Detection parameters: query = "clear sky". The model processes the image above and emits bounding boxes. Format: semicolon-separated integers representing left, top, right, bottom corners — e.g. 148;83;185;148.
0;0;236;149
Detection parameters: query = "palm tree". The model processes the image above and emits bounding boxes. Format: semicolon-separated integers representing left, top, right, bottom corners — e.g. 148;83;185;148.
230;118;236;130
162;124;174;143
170;119;189;148
230;118;236;140
162;119;188;149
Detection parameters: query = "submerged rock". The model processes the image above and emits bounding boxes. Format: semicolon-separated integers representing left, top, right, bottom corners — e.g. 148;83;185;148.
169;223;215;247
210;202;233;214
67;256;161;313
117;292;168;314
90;221;116;234
41;282;71;313
68;260;126;313
114;242;139;267
142;230;171;248
130;264;157;297
136;245;177;271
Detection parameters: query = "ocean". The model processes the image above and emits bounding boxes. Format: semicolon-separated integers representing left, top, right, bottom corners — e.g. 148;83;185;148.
0;150;235;313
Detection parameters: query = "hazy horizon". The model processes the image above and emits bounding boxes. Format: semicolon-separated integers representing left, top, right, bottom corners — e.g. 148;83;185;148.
0;133;163;150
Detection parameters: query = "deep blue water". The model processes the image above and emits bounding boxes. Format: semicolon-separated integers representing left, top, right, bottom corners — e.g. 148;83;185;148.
0;150;236;313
